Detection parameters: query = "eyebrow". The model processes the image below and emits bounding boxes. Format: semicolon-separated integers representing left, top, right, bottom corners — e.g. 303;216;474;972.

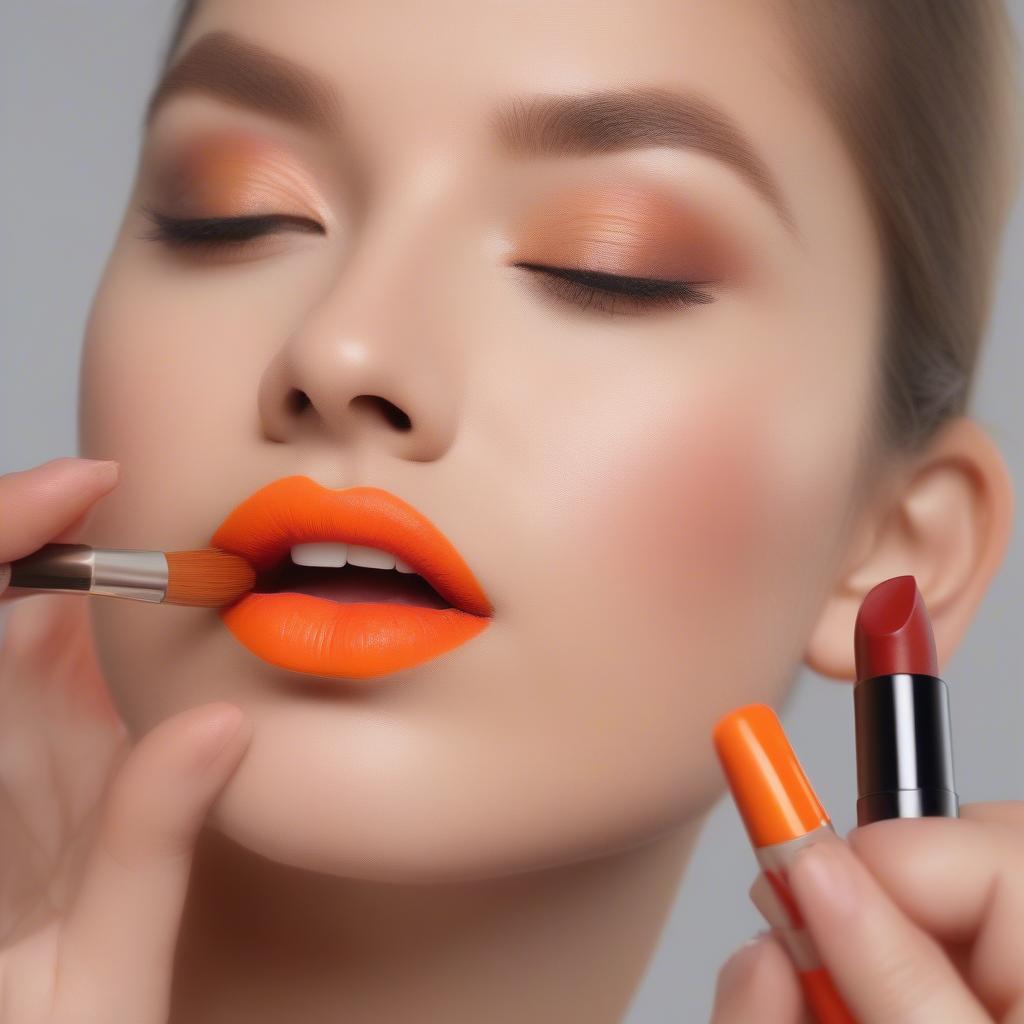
146;31;799;240
491;90;798;238
144;31;343;133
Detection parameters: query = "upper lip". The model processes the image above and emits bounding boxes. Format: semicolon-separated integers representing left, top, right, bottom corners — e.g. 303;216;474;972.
209;476;492;617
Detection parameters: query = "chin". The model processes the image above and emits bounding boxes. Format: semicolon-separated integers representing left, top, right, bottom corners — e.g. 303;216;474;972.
201;734;717;885
208;812;664;886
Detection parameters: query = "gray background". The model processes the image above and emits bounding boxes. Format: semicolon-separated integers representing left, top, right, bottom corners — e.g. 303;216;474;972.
1;3;1021;1020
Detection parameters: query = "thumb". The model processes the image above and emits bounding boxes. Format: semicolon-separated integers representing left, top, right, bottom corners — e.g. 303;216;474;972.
788;839;990;1023
709;932;808;1023
49;702;252;1024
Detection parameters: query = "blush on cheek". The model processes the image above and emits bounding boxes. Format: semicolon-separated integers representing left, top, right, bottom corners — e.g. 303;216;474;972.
602;390;783;618
575;381;824;731
598;360;860;702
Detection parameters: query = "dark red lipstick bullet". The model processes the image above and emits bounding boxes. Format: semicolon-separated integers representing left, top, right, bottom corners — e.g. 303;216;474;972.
853;575;959;824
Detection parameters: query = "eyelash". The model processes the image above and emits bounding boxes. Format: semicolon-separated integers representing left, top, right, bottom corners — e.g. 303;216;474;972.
511;262;714;315
138;209;716;314
139;208;324;248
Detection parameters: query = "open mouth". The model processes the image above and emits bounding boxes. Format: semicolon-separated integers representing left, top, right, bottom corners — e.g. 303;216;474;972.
254;559;454;609
225;545;483;680
211;479;492;679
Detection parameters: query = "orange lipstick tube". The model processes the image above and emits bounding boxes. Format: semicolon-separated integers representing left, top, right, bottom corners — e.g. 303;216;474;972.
713;704;855;1024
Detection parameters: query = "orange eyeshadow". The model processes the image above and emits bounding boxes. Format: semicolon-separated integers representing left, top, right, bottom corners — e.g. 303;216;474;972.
154;135;324;219
514;182;743;281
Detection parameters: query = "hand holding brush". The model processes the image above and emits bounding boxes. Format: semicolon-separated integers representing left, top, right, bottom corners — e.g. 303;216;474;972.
0;456;254;1023
1;459;255;608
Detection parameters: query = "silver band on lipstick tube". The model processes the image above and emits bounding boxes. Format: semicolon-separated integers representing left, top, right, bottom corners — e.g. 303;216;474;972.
8;544;169;603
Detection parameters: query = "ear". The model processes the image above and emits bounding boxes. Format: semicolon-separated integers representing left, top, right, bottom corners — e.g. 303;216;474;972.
803;417;1015;681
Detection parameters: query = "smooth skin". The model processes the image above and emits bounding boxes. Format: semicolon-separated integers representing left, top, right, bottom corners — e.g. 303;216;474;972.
3;0;1020;1019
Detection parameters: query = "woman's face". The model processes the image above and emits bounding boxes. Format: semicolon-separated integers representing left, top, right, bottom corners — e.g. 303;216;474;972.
80;0;882;881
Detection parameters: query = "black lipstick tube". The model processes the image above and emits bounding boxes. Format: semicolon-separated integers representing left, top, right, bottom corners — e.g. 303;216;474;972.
854;672;959;825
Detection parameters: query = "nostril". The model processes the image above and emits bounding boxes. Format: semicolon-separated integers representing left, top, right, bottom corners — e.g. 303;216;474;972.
382;402;411;431
350;395;411;432
287;390;310;415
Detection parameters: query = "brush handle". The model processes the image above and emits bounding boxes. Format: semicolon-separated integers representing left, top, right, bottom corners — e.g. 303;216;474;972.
1;543;168;602
0;562;10;596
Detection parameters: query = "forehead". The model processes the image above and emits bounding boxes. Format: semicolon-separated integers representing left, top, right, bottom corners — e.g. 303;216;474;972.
183;0;798;74
177;0;814;158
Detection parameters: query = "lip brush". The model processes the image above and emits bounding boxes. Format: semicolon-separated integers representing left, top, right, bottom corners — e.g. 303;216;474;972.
0;542;256;608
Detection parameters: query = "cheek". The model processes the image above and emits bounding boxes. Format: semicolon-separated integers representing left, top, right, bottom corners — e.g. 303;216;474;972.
591;357;853;679
78;224;331;544
602;388;771;600
636;401;770;597
79;241;230;478
79;214;334;453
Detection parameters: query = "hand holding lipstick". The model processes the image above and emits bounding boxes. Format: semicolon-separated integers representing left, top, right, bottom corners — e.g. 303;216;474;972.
711;799;1024;1023
711;574;1023;1022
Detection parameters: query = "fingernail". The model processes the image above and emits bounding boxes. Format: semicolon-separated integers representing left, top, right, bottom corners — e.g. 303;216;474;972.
790;841;858;919
47;458;119;483
749;870;789;929
84;459;120;484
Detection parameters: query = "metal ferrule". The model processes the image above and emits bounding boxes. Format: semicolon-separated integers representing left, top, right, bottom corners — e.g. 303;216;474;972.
8;543;169;603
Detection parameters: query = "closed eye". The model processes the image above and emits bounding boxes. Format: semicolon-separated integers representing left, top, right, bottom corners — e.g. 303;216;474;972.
136;211;716;316
139;208;324;249
513;262;715;316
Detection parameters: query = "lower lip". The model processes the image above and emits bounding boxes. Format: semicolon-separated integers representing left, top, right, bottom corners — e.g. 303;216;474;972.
219;593;491;680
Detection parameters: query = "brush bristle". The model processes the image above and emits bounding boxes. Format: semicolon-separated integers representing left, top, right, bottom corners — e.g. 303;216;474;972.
164;549;257;607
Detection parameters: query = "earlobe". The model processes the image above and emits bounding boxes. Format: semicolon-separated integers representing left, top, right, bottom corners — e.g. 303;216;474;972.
802;417;1015;683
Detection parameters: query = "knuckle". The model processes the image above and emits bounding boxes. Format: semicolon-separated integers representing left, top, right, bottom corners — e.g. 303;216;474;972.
94;812;193;873
866;943;949;1021
93;786;168;873
960;799;1024;834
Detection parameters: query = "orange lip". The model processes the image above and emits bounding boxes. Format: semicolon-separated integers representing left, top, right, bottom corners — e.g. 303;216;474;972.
210;476;492;680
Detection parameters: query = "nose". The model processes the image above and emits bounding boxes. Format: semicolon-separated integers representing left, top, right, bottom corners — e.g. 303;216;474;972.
256;249;461;464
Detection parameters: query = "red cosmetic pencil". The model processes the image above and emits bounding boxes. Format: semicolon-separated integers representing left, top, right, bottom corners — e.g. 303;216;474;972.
854;575;959;824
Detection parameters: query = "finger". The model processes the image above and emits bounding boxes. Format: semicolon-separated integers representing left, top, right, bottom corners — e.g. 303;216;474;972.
50;702;252;1024
0;458;120;601
789;839;990;1023
0;593;128;946
960;799;1024;829
1;592;114;709
847;810;1024;1017
0;920;62;1019
710;933;807;1023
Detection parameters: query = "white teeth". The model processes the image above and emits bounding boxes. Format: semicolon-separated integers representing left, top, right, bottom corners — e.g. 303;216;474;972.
346;544;395;571
289;542;418;574
290;542;348;567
